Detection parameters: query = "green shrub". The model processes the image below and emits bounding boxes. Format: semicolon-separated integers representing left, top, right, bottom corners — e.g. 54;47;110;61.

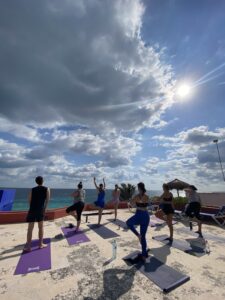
119;183;136;201
173;196;188;205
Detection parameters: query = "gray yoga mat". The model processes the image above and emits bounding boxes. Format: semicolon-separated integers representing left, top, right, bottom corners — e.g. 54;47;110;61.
123;251;190;293
176;226;225;243
107;219;128;229
88;224;119;239
152;235;205;257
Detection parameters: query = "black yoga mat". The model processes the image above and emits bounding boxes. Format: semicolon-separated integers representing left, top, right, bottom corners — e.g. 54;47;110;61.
152;235;206;257
123;251;190;293
88;224;119;239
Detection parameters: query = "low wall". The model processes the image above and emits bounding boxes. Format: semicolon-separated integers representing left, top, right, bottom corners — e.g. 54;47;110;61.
199;193;225;207
0;201;221;224
0;201;128;224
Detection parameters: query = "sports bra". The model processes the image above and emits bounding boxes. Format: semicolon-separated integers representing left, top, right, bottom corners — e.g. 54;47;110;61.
136;202;148;208
163;196;173;202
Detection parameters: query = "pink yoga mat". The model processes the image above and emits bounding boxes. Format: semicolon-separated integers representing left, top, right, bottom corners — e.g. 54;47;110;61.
14;238;51;275
61;227;90;245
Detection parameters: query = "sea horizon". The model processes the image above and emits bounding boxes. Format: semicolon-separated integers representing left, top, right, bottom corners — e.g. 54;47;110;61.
0;187;170;211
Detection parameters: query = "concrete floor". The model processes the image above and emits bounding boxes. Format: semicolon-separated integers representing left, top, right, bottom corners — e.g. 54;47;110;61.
0;209;225;300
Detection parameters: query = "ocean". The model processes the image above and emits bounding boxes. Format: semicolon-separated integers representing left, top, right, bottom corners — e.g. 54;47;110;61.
0;188;162;211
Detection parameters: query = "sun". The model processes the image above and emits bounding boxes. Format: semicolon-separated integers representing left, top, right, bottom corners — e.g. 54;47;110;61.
176;83;191;98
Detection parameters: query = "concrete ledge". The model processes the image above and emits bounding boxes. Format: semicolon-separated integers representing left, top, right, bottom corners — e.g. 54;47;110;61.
0;201;128;224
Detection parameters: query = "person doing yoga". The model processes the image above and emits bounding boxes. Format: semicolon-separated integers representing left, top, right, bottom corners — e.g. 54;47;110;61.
111;184;121;221
158;183;174;242
126;182;150;261
24;176;50;252
93;177;106;225
66;181;85;232
184;185;203;237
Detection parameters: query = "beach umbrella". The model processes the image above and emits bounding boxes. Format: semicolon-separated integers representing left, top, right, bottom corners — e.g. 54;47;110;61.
166;178;190;197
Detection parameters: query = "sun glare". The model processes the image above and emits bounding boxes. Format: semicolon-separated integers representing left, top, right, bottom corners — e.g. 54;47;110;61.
176;83;191;98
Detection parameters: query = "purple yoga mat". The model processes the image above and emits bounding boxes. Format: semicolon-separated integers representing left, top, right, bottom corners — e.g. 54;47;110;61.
61;227;90;245
14;238;51;275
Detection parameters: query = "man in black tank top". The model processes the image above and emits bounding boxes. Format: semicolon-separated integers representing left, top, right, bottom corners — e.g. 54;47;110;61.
24;176;50;252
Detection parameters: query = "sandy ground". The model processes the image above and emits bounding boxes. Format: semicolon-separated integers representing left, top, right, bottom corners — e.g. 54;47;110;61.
0;209;225;300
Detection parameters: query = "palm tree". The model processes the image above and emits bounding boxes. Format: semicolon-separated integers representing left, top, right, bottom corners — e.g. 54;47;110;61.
119;183;136;201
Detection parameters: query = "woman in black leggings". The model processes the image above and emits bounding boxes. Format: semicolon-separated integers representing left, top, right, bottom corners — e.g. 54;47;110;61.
66;182;85;231
184;185;203;237
158;183;174;242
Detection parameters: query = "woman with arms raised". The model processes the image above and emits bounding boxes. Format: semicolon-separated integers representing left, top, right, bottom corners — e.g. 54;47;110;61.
93;177;106;225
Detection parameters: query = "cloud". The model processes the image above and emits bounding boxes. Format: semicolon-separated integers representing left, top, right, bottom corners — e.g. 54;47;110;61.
25;128;142;167
0;0;175;133
150;126;225;190
0;116;41;142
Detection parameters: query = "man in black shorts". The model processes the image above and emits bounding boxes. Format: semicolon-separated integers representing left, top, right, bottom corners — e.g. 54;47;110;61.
24;176;50;252
184;185;203;237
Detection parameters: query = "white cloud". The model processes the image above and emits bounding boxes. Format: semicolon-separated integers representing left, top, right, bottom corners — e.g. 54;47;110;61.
149;126;225;191
0;116;41;142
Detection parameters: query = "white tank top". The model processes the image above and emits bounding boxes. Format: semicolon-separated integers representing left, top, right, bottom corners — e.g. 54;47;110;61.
112;189;120;201
74;189;85;203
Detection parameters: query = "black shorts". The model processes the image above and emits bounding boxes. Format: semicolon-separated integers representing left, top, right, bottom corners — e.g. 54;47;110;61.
185;202;201;220
26;210;45;223
162;203;174;215
66;201;85;221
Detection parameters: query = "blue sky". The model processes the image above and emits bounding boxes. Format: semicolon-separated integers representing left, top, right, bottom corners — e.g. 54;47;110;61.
0;0;225;191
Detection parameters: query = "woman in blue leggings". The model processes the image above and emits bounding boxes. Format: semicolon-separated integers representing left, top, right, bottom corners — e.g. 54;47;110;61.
126;182;150;261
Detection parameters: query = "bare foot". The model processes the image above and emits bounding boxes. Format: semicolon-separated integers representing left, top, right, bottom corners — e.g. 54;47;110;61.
39;243;48;249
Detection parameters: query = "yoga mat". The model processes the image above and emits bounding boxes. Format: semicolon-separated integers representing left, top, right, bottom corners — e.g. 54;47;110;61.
153;235;205;257
123;251;190;293
14;238;51;275
88;224;119;239
176;226;225;243
0;189;15;211
150;216;177;227
107;219;128;229
61;227;90;245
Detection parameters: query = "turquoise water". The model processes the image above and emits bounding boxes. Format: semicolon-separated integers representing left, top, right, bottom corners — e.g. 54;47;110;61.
0;188;162;211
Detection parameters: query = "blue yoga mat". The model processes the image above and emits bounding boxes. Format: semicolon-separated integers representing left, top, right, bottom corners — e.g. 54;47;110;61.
0;189;16;211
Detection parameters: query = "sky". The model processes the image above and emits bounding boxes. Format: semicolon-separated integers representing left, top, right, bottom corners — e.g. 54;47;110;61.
0;0;225;191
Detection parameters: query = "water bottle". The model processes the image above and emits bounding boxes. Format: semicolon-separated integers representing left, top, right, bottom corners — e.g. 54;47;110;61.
205;240;210;255
111;239;117;260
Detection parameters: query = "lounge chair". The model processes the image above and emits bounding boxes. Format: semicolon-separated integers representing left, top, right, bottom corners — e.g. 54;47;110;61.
200;205;225;227
175;206;225;227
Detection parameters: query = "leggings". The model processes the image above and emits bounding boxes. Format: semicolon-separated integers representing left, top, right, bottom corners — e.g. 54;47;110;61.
126;210;150;257
185;202;201;220
66;201;85;221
